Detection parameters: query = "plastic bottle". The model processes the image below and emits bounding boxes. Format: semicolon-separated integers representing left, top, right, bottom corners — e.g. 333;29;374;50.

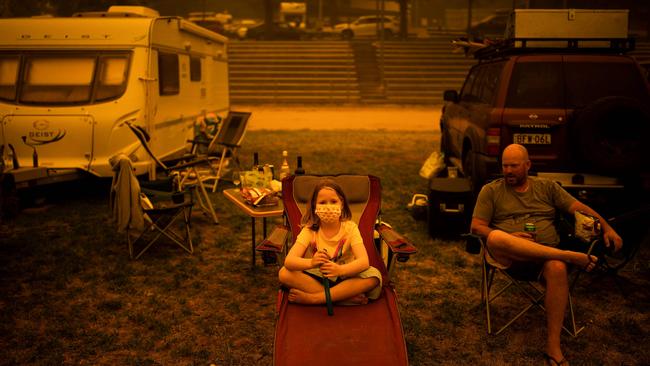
279;150;291;180
294;156;305;175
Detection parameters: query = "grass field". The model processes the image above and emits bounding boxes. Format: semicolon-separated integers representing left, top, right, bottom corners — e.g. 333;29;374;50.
1;130;649;365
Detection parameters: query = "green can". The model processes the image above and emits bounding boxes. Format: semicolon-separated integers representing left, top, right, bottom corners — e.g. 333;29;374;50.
524;222;537;241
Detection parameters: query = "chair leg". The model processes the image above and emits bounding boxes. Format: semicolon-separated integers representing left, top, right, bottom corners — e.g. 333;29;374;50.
153;208;194;254
210;148;229;193
127;207;194;259
564;292;585;337
188;166;218;225
484;268;586;337
482;260;493;334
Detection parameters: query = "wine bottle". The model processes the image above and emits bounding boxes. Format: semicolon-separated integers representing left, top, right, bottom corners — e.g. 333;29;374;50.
253;152;259;170
295;156;305;175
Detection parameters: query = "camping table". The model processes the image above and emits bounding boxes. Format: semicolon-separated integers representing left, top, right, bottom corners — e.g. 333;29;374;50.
223;188;284;268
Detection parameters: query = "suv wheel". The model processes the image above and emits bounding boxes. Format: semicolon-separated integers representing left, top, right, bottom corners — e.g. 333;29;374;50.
463;148;485;196
572;96;650;175
341;29;353;40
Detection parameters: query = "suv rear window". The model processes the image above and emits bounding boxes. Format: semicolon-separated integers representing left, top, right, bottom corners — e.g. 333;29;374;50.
564;62;648;108
505;60;649;109
506;62;564;108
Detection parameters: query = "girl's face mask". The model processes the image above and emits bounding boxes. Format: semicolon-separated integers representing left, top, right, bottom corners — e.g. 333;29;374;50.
315;204;342;224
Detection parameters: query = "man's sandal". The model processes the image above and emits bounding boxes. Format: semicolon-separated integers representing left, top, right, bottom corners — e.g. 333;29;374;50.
544;353;568;365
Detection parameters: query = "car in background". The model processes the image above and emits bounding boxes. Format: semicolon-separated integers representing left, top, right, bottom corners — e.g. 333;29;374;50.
440;42;650;214
244;21;305;40
223;18;260;39
469;9;510;41
333;15;399;39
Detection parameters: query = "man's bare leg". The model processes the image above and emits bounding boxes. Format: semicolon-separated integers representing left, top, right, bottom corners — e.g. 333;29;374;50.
288;277;379;304
487;230;597;270
543;260;569;364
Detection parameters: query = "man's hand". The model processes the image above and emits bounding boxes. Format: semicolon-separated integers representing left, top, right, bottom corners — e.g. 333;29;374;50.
320;261;344;278
603;228;623;252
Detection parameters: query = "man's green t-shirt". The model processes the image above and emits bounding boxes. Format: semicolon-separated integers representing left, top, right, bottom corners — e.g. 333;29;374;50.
472;176;576;246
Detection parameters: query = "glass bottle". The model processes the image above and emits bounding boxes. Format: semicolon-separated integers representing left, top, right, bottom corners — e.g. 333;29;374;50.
279;150;291;180
294;156;305;175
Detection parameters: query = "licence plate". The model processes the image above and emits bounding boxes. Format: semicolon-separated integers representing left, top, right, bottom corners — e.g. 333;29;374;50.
513;133;551;145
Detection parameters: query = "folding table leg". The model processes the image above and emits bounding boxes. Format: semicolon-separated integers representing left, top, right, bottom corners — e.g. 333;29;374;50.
251;217;256;269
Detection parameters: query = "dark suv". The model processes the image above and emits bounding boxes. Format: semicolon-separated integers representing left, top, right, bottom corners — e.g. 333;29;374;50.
440;40;650;213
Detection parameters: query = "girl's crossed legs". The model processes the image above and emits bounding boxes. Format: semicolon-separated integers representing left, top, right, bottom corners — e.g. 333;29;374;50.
278;267;379;305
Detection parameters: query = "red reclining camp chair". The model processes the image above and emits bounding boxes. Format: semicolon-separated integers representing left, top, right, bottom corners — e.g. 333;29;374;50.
258;174;417;366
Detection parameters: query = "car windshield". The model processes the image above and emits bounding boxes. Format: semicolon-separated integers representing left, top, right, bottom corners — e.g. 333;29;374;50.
564;62;649;108
506;62;564;108
0;51;130;105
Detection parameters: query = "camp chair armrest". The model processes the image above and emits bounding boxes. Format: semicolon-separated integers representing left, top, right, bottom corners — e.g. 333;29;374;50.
256;225;290;254
376;223;417;262
187;138;210;146
166;157;211;171
220;142;240;148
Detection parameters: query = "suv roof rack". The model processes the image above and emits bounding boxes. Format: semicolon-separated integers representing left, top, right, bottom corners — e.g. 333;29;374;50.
474;37;635;61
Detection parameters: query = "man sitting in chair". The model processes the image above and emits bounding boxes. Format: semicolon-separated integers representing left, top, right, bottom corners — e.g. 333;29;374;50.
470;143;622;365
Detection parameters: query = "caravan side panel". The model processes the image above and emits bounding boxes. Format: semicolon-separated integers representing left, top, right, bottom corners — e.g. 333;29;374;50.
149;18;229;161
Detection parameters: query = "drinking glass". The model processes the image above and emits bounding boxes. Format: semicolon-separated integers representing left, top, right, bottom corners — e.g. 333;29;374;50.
232;170;241;186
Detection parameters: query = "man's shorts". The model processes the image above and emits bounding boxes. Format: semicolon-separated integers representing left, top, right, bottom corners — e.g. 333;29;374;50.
483;246;545;282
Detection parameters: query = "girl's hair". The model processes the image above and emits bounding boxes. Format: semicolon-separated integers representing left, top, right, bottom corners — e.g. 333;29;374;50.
301;178;352;230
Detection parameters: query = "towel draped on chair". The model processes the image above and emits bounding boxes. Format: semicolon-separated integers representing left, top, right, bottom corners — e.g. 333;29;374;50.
110;154;144;233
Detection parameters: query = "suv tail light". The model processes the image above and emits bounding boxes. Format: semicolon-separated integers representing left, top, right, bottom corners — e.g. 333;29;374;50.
486;128;500;156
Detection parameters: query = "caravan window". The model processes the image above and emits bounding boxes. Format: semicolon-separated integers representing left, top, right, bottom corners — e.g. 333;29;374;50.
22;56;95;104
158;52;179;95
190;56;201;82
0;56;19;101
95;56;129;101
0;51;131;105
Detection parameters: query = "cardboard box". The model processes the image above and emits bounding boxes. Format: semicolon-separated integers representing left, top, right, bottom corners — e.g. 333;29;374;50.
507;9;628;45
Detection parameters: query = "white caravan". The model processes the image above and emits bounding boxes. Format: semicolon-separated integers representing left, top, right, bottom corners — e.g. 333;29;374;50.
0;6;229;187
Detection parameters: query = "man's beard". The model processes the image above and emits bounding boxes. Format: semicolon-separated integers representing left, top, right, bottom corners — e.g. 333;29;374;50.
505;174;524;186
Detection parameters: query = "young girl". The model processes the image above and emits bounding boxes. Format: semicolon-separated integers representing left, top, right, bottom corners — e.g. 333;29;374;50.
278;179;382;305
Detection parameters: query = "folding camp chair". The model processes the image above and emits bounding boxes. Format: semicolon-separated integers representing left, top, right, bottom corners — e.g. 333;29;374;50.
110;154;193;259
464;231;601;337
257;174;417;366
183;111;252;193
123;121;219;224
